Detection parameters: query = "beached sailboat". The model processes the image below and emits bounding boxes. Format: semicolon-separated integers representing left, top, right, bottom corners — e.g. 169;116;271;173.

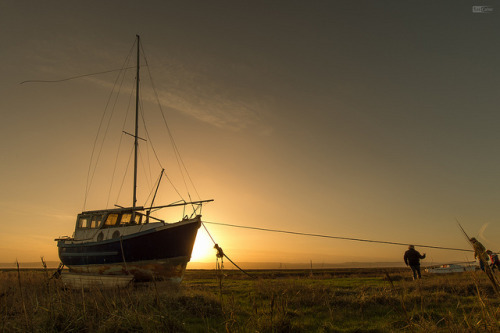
55;36;212;284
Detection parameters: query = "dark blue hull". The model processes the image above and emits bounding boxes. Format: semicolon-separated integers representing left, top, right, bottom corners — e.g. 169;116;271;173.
57;219;201;281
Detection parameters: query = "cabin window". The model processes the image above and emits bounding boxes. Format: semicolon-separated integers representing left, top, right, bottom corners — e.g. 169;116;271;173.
134;213;142;224
120;213;132;225
104;214;119;226
90;215;102;228
77;216;90;229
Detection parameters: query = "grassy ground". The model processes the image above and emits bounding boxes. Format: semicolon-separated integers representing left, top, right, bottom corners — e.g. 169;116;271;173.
1;267;500;332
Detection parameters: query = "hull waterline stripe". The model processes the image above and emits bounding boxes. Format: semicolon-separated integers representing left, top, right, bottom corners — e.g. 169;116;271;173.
60;251;119;257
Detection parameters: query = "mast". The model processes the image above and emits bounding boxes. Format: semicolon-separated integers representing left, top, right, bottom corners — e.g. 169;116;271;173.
133;35;140;208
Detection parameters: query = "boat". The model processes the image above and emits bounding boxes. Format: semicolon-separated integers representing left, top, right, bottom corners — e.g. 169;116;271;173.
425;264;477;274
55;35;213;284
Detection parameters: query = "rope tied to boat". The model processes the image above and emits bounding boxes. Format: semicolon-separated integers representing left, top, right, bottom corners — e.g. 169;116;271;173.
202;220;474;253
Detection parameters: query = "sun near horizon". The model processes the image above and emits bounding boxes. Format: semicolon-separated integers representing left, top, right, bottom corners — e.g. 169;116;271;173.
190;227;216;262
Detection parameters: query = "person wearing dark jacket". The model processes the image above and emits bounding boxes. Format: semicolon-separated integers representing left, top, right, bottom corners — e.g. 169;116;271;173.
404;245;426;280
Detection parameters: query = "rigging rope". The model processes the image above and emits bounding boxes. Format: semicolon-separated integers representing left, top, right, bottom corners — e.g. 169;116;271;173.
138;147;153;192
141;43;202;202
23;37;199;212
143;169;163;208
19;66;137;84
139;100;154;189
84;41;137;210
106;74;136;208
202;221;474;253
136;89;185;202
115;145;135;205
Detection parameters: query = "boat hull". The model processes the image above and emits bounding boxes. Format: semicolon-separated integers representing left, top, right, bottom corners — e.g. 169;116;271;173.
57;218;200;282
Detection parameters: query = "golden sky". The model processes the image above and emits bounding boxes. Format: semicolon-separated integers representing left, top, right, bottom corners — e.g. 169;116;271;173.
1;1;500;266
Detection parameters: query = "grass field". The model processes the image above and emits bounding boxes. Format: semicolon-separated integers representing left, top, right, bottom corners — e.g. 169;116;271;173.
1;266;500;332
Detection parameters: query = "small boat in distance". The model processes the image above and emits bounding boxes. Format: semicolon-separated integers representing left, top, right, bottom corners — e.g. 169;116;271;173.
425;264;476;274
55;35;213;283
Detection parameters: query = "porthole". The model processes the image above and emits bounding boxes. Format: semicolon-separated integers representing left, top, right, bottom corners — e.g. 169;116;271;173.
97;232;104;242
112;230;120;239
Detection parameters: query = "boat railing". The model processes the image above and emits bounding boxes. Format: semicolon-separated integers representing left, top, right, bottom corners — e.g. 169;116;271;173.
81;199;213;215
54;236;74;241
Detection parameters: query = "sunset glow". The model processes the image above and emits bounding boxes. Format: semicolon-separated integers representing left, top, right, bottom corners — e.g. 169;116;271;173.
1;2;500;268
191;227;215;262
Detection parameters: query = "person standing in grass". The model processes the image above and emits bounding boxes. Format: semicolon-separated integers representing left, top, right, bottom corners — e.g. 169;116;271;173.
470;238;488;271
404;245;426;280
470;238;499;294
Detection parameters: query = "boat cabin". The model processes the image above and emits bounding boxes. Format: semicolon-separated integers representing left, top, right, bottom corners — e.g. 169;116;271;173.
75;211;144;230
72;208;156;241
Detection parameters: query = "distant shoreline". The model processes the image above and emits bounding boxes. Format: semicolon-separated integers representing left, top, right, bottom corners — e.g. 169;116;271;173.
0;260;467;270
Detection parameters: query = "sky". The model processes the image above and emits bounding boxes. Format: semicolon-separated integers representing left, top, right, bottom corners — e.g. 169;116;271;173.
1;1;500;267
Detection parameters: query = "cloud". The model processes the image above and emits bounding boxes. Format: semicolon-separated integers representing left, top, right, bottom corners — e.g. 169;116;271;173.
23;37;274;135
0;200;74;221
479;222;490;243
157;89;267;132
141;59;272;133
84;66;274;135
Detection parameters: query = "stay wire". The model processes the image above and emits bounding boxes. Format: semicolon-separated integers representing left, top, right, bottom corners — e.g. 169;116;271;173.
202;221;474;253
139;100;154;189
138;97;185;201
201;222;256;279
143;170;163;207
88;62;131;207
20;66;137;84
115;145;135;205
83;40;136;210
106;70;136;208
140;43;201;201
138;148;153;193
144;54;190;198
135;47;187;203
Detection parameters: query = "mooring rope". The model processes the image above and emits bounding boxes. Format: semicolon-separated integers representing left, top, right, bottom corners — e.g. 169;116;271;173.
202;221;474;253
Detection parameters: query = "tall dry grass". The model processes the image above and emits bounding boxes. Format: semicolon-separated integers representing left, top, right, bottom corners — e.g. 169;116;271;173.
1;267;500;332
0;270;222;332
